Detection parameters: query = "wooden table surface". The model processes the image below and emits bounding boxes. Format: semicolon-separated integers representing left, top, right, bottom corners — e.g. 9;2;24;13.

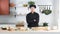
0;27;59;32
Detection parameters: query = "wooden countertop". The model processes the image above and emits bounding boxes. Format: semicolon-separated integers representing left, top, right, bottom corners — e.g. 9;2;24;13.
0;27;58;32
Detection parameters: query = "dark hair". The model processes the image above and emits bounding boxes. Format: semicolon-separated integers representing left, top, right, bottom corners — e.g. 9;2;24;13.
29;5;36;8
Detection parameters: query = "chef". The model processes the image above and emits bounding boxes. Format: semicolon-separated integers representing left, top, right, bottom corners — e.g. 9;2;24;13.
26;5;39;28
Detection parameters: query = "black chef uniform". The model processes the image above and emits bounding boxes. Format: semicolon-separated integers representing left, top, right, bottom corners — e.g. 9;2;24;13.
26;12;39;28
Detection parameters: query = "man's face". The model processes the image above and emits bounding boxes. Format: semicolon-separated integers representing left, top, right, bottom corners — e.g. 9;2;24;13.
30;7;35;12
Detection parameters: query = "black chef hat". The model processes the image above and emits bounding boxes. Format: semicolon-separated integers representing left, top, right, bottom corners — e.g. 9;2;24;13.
29;5;36;8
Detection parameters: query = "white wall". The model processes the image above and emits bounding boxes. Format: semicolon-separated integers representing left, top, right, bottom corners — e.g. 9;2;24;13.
52;0;59;26
58;0;60;30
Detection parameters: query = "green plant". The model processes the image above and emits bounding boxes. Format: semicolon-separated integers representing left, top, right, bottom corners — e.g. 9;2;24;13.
42;10;52;15
43;22;48;27
23;4;28;7
28;1;35;5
